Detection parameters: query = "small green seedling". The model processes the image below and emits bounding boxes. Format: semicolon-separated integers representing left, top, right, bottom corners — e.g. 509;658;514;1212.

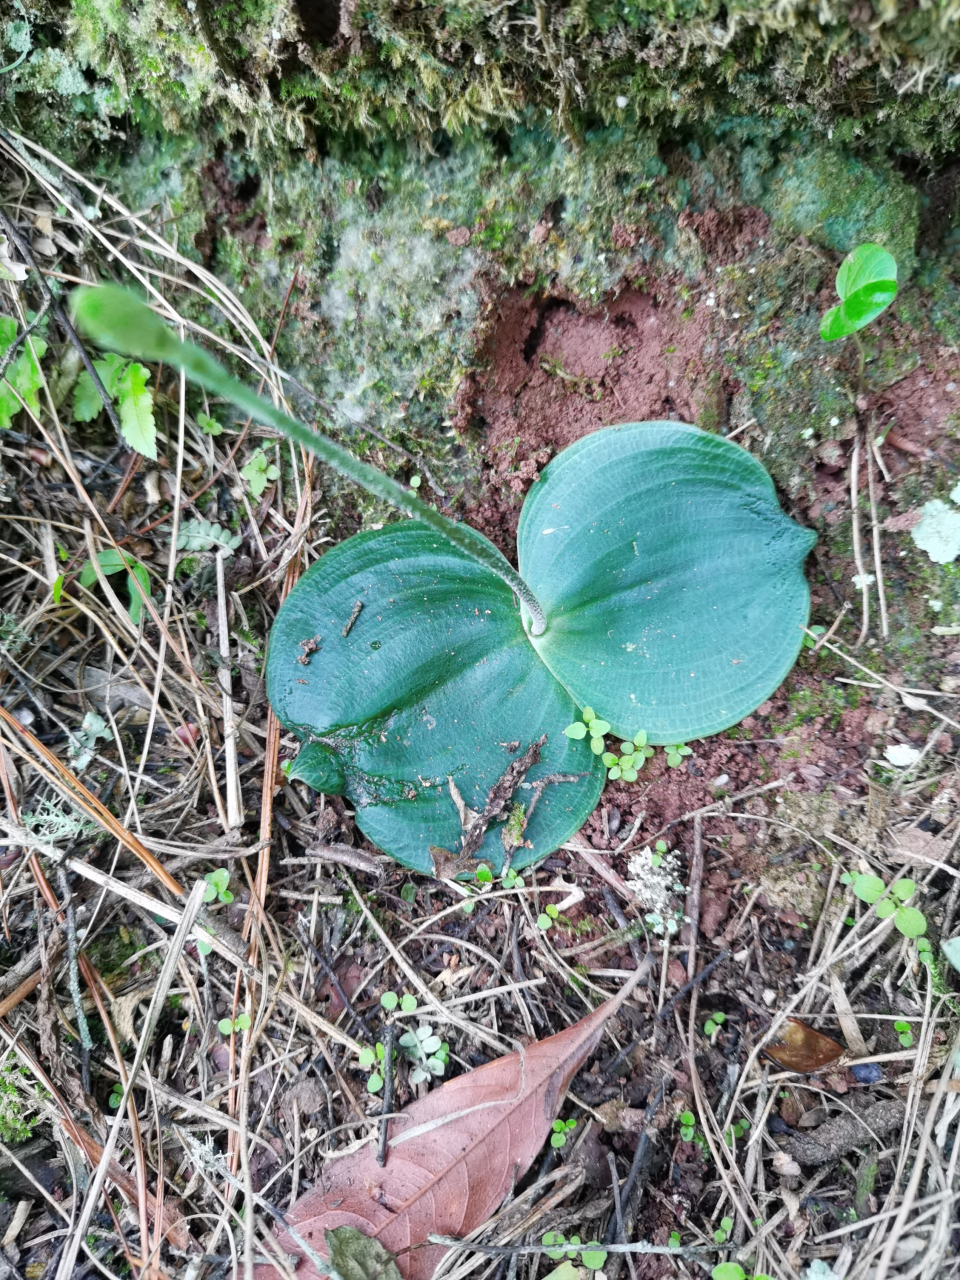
651;838;668;868
704;1012;727;1037
894;1019;914;1048
73;349;157;459
802;624;826;649
668;1231;681;1249
380;992;418;1013
537;903;560;931
399;1023;449;1084
542;1234;607;1270
502;867;525;889
550;1118;577;1148
241;447;281;499
197;410;222;436
711;1267;773;1280
400;882;417;904
820;243;898;343
724;1117;750;1146
713;1216;734;1245
79;548;151;625
358;1041;391;1093
218;1013;251;1036
665;743;692;768
108;1084;124;1109
203;868;234;904
678;1109;696;1142
917;937;933;966
842;873;927;938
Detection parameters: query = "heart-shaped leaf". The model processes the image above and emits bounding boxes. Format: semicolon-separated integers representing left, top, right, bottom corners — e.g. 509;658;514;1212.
517;422;815;742
266;522;602;873
820;243;898;341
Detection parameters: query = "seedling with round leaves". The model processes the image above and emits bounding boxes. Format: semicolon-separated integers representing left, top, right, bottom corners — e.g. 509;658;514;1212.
550;1117;577;1148
842;872;927;938
218;1013;251;1037
537;903;560;932
502;867;525;890
108;1083;124;1109
820;244;898;344
542;1234;607;1270
713;1217;734;1245
678;1109;696;1142
202;868;233;905
704;1011;727;1038
723;1117;750;1146
72;287;816;875
668;1231;681;1249
398;1023;449;1084
712;1267;773;1280
651;839;669;868
894;1019;914;1048
357;1041;392;1094
380;992;418;1014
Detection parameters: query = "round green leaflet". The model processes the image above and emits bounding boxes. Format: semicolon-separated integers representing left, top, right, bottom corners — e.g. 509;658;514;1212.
517;423;816;742
820;243;898;341
266;523;603;874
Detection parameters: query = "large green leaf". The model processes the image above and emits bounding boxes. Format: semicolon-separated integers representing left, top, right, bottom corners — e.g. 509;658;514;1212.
517;422;815;744
266;523;603;874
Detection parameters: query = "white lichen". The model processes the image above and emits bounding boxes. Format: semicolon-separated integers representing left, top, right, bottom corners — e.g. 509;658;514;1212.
625;845;685;935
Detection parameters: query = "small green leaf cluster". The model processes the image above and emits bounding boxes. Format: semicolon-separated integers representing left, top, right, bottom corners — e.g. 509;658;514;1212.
723;1117;750;1146
218;1013;251;1036
665;744;692;768
704;1012;727;1037
894;1019;914;1048
712;1266;773;1280
651;839;668;867
241;447;280;499
381;992;417;1013
202;868;234;904
842;873;926;938
602;730;655;781
74;350;157;460
358;1042;390;1093
802;625;826;649
820;244;898;343
562;707;610;755
197;411;222;436
399;1023;448;1084
668;1231;681;1249
713;1217;734;1245
537;903;560;932
108;1083;124;1109
502;867;525;889
678;1109;696;1142
0;316;46;431
177;518;242;555
542;1233;607;1270
79;548;151;625
550;1117;576;1148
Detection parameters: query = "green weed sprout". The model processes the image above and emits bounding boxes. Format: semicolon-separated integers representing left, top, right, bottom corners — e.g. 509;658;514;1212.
242;447;281;499
550;1117;577;1148
820;244;898;344
917;937;933;965
400;882;417;904
802;624;826;649
665;743;692;768
542;1234;607;1270
841;873;927;938
203;868;234;904
678;1109;696;1141
668;1231;681;1249
358;1042;389;1093
399;1023;448;1084
713;1217;734;1244
712;1268;773;1280
704;1012;727;1037
80;549;151;626
724;1117;750;1146
651;839;668;868
218;1013;251;1036
537;903;560;931
894;1019;914;1048
380;992;417;1013
564;715;658;781
108;1083;123;1109
503;867;525;889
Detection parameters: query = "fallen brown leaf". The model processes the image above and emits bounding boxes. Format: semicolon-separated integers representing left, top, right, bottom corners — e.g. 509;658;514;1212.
255;976;640;1280
763;1018;843;1073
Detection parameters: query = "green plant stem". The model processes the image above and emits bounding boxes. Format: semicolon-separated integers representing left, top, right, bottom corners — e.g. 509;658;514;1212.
72;288;548;635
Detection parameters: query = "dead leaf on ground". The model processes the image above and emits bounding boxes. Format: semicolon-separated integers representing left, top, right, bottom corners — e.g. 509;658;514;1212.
254;976;640;1280
889;826;952;868
772;1150;802;1178
763;1018;843;1073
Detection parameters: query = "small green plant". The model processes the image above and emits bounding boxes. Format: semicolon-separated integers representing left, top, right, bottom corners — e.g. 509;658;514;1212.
678;1109;696;1141
651;838;668;868
550;1117;577;1148
668;1231;681;1249
218;1013;251;1036
665;743;692;768
894;1019;914;1048
74;349;157;459
542;1234;607;1270
0;316;46;432
79;549;151;625
724;1117;750;1146
841;873;927;938
802;624;826;649
537;903;560;931
197;410;222;435
502;867;525;889
358;1042;390;1093
704;1012;727;1037
712;1267;773;1280
918;937;933;965
713;1216;734;1244
241;447;281;499
398;1023;449;1084
380;992;417;1013
203;868;234;904
400;882;418;904
820;243;898;344
108;1083;124;1110
177;518;242;554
